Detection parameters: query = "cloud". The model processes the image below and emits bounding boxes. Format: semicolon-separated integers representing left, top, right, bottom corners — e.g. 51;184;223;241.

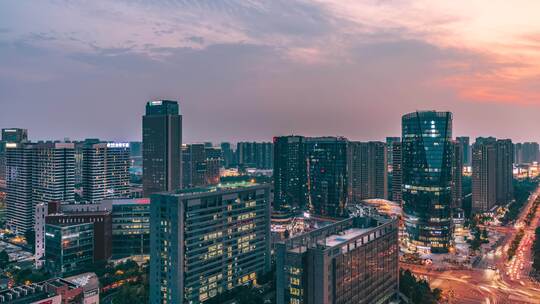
1;0;540;142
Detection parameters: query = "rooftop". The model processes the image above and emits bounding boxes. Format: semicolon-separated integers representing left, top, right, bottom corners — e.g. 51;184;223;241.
171;181;266;196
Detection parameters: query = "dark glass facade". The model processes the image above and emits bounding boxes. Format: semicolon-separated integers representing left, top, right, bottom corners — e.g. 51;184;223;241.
306;137;348;218
45;223;94;275
402;111;453;253
273;136;307;212
142;100;182;195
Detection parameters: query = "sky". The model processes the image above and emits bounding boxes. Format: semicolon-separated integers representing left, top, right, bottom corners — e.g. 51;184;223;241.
1;0;540;143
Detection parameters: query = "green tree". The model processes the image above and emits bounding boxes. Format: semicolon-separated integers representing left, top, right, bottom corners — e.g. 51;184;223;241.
0;250;9;269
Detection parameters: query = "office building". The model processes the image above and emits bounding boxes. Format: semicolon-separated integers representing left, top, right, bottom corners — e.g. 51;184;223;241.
220;142;235;168
305;137;349;218
53;198;151;259
472;137;514;212
142;100;182;195
149;182;271;304
82;141;130;202
402;111;454;253
451;141;463;209
472;138;497;212
276;216;399;304
391;142;403;203
236;142;273;169
273;135;307;212
182;144;221;189
348;141;388;202
456;136;471;166
385;137;401;172
5;142;75;235
45;222;94;275
514;142;539;164
496;139;514;205
0;128;28;188
46;211;112;262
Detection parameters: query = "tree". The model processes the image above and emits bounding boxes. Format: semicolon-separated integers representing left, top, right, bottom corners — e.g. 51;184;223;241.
0;250;9;269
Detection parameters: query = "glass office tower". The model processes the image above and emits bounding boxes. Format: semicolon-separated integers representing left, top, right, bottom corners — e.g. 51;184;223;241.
402;111;454;253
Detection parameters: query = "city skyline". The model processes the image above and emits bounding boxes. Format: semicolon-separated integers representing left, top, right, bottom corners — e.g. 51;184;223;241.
2;1;540;143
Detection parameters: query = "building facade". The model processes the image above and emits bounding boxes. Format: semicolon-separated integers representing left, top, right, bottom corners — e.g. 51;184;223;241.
236;142;273;169
273;136;307;212
5;142;75;234
402;111;454;253
348;141;388;202
82;141;130;202
45;222;94;275
472;137;514;212
305;137;349;218
142;100;182;195
149;182;271;304
276;216;399;304
391;142;403;203
451;141;463;209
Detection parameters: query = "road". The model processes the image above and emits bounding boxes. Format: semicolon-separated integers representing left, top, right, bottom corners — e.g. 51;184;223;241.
404;186;540;304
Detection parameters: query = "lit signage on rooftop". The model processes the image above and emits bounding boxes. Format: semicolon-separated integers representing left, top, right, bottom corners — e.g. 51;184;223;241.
107;142;130;148
150;100;162;106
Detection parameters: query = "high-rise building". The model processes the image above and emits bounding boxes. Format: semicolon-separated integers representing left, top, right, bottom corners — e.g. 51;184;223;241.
472;137;497;212
402;111;453;253
472;137;514;212
348;141;388;201
6;142;75;234
182;143;206;188
220;142;235;168
276;216;399;304
514;142;539;164
456;136;471;166
236;142;273;169
306;137;349;218
385;137;401;172
0;128;28;188
451;141;463;209
182;144;221;189
82;141;130;202
496;139;514;205
142;100;182;195
149;182;271;304
273;135;307;212
391;142;403;203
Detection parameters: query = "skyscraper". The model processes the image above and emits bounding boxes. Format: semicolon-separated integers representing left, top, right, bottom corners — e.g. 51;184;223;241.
385;137;401;172
273;135;307;212
472;137;514;212
6;142;75;234
496;139;514;205
402;111;453;253
236;142;273;169
456;136;471;166
391;142;403;203
0;128;28;188
306;137;349;218
220;142;235;168
514;142;539;164
142;100;182;195
451;141;463;209
472;137;497;212
348;141;387;202
149;182;271;304
182;144;221;189
82;141;130;202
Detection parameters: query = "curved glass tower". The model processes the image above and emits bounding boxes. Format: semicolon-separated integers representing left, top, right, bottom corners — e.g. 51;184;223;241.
402;111;453;253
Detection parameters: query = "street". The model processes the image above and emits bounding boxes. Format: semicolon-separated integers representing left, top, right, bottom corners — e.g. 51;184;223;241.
405;186;540;303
